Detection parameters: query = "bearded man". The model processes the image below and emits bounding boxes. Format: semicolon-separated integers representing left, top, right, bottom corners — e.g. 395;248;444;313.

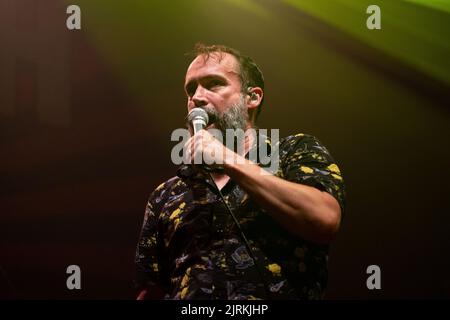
135;43;346;300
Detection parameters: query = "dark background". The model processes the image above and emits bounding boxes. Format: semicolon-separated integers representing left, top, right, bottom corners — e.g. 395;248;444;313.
1;0;449;299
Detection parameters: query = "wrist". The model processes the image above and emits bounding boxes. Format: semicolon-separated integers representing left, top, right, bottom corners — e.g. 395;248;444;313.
223;151;246;167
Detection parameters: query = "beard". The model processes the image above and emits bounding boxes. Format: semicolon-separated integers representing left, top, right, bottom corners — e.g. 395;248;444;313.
206;95;248;134
186;94;249;148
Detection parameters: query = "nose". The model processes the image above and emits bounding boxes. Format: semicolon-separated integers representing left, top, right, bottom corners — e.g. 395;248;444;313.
192;86;208;108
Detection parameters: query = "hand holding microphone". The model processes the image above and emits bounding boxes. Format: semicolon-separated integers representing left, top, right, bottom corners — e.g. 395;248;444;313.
186;108;227;172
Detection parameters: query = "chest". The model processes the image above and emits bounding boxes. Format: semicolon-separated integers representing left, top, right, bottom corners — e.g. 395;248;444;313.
211;174;230;191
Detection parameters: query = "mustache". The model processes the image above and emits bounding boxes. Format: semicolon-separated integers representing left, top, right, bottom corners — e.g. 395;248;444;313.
185;107;218;128
185;96;247;133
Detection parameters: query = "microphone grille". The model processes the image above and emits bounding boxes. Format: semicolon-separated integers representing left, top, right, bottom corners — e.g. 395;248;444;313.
188;107;209;124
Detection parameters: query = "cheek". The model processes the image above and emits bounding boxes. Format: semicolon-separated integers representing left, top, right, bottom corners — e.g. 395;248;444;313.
208;90;241;113
223;93;243;109
206;94;227;110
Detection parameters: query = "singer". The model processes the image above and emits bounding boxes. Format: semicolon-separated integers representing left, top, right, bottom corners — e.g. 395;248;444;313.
135;43;346;300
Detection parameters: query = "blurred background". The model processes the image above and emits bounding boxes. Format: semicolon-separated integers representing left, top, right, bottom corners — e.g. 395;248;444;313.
1;0;449;299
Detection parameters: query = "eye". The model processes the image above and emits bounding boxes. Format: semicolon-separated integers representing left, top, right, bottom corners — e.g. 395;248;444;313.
206;79;224;90
185;83;197;97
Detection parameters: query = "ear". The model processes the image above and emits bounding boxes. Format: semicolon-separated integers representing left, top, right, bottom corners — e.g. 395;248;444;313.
245;87;263;111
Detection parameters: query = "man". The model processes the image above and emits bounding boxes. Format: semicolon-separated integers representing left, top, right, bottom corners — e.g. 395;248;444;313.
135;44;345;300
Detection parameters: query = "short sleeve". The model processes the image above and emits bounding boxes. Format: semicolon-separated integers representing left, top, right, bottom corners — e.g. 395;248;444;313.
134;181;169;290
279;134;346;216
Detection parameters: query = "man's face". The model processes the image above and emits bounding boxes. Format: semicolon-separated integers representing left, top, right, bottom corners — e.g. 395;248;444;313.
184;52;248;132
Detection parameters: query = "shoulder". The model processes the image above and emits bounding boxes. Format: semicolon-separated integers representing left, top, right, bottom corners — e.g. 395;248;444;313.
279;133;332;157
277;132;344;185
278;133;346;213
147;176;186;204
152;176;182;193
280;133;321;146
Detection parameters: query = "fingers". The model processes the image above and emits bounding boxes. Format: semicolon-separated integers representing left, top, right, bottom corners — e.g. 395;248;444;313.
183;130;218;165
183;131;203;164
182;136;193;164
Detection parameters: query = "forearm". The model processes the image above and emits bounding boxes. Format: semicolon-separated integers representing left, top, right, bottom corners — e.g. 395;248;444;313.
223;157;341;244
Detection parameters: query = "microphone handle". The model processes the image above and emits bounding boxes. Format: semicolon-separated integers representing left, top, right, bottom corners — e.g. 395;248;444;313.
190;118;225;174
192;119;206;135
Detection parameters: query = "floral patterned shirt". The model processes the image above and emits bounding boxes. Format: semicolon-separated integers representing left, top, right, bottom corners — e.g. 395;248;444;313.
135;133;345;299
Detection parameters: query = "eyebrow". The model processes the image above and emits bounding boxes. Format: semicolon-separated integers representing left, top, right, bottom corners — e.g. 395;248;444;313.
184;74;228;93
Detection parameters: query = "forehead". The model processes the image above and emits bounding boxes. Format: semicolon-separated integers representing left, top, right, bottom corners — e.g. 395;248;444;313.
185;52;240;81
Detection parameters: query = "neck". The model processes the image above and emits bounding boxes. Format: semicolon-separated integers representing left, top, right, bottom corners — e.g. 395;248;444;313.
243;127;256;156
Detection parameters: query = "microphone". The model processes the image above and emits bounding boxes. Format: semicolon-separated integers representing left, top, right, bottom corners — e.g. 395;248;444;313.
186;107;222;173
188;108;209;134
